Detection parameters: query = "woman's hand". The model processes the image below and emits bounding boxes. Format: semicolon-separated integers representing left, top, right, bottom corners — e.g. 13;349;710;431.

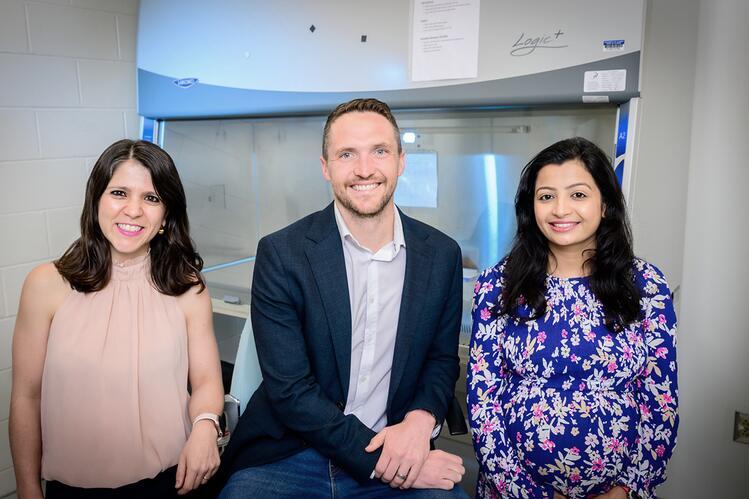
174;420;220;495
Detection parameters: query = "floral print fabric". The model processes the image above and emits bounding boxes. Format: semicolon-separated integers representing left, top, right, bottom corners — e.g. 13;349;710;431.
468;259;678;499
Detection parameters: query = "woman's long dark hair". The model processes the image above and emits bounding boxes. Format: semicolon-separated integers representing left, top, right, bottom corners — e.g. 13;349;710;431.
500;137;640;329
55;139;204;296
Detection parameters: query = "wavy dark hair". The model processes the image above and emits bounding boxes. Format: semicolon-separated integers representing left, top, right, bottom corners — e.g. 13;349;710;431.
500;137;640;330
55;139;204;296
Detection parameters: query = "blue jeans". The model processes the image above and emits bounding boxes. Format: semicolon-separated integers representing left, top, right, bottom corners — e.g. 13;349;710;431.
219;448;469;499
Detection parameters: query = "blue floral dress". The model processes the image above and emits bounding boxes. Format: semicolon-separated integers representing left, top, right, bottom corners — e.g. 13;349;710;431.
467;258;678;499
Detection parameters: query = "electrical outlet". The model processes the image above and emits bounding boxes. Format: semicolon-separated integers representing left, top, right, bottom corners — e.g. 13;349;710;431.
734;411;749;444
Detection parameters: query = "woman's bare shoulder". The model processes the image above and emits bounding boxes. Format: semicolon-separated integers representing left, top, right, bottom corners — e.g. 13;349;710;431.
175;282;211;312
26;262;67;287
22;262;72;310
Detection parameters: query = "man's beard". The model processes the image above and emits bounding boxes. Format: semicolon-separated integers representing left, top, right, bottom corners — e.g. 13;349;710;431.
334;183;395;219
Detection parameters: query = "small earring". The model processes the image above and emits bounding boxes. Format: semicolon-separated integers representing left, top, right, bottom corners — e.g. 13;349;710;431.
158;227;165;235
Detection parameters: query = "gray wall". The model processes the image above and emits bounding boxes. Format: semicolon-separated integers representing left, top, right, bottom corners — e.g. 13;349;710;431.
657;0;749;496
616;0;749;496
630;0;699;292
0;0;139;494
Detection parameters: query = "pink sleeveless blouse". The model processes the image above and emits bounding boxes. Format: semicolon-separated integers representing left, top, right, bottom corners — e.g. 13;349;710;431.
41;255;191;487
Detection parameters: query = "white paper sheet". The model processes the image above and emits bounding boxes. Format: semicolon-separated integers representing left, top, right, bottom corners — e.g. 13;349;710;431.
411;0;480;82
583;69;627;92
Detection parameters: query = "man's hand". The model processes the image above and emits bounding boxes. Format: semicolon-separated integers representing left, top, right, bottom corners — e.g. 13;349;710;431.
593;486;628;499
365;409;435;488
411;450;465;490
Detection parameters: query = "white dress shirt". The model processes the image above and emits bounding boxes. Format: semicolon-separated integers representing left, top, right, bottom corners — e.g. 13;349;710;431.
334;203;406;432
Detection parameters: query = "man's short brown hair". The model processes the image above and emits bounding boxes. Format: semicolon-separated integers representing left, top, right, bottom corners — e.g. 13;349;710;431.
321;98;402;159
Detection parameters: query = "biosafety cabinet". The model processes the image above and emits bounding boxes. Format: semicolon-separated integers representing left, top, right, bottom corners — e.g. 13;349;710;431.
137;1;647;491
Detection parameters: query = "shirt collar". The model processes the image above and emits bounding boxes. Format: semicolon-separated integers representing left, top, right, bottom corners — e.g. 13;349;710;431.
334;202;406;255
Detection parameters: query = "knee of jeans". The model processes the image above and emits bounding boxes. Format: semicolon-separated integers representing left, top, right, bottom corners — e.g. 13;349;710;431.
217;469;258;499
449;486;471;499
417;487;470;499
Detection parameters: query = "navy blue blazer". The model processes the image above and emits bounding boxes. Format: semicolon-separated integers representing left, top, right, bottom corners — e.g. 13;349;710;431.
221;203;463;483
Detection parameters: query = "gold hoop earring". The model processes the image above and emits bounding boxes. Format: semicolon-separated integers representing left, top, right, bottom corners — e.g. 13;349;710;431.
158;228;165;235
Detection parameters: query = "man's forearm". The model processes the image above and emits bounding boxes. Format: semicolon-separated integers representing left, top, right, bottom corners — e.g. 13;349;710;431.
265;378;382;481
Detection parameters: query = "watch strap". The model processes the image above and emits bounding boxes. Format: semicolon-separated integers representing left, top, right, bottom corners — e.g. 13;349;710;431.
192;412;223;439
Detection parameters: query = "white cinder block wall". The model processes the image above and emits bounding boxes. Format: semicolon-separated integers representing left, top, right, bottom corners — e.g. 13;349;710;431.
0;0;139;495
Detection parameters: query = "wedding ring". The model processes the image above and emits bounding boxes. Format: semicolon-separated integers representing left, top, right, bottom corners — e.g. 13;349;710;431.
202;475;209;482
396;472;408;480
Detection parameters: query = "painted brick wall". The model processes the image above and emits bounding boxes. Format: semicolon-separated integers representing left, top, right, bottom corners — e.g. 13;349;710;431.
0;0;139;494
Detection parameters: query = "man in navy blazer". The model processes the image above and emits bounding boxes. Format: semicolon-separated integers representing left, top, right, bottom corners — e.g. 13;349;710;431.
219;99;467;498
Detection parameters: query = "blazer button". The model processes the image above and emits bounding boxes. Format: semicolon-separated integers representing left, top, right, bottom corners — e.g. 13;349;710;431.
336;401;345;410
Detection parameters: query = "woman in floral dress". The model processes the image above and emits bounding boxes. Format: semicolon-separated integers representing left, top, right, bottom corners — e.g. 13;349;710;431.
467;138;678;499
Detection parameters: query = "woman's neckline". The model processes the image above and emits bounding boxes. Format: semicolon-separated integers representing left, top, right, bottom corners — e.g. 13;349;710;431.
112;251;149;268
547;273;590;282
109;253;150;282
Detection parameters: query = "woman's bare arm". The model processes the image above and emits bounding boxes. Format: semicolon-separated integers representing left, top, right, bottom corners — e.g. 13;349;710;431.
10;264;69;499
174;285;223;495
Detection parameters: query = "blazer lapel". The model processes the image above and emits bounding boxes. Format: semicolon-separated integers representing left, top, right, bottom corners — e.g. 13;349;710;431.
304;204;353;396
387;213;434;410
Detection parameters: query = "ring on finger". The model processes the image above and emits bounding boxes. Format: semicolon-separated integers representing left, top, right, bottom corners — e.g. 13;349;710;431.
396;472;408;480
202;475;209;482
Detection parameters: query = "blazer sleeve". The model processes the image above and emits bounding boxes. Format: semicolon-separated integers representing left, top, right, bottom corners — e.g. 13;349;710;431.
405;243;463;423
250;235;381;482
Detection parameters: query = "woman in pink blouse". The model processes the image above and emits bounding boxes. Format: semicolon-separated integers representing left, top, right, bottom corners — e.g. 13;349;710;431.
9;140;224;498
